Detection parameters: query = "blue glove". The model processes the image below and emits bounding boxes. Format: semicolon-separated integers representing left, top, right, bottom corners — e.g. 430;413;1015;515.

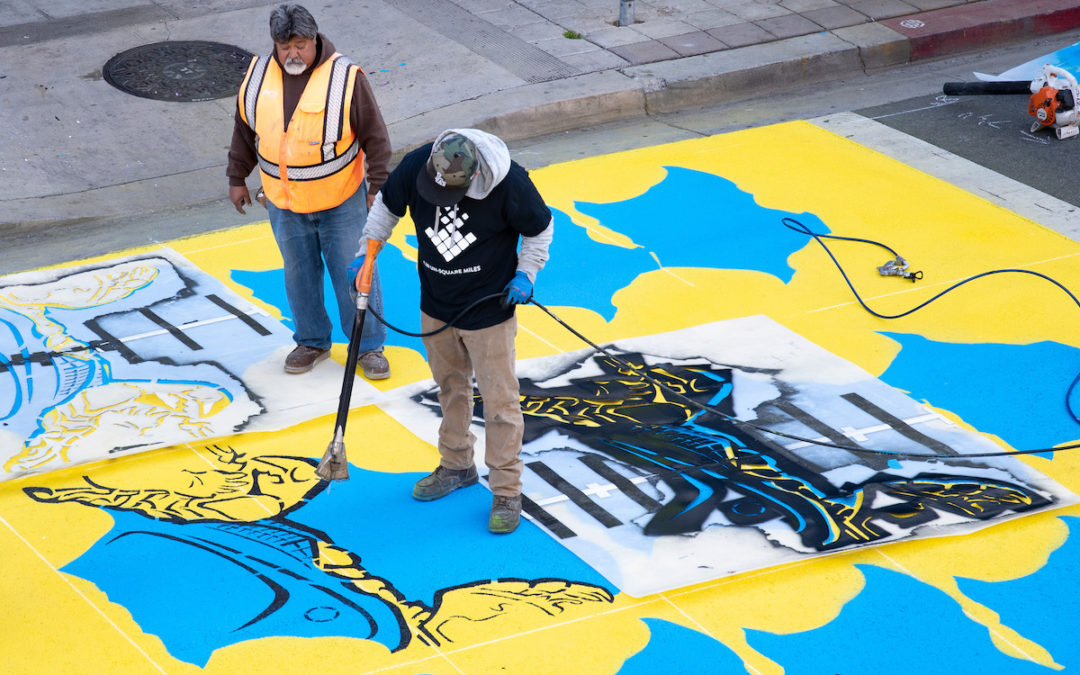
347;255;366;289
503;271;533;304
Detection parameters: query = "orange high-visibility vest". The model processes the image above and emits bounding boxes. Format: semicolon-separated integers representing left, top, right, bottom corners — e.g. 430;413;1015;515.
238;52;365;213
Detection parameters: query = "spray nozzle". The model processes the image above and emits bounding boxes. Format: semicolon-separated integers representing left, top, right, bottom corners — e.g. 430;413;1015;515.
878;257;922;282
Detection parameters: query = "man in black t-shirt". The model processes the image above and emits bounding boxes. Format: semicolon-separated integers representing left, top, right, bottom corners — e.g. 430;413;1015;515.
359;129;553;533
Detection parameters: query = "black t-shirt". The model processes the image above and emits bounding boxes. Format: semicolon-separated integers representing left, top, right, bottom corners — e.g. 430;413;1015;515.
381;144;551;329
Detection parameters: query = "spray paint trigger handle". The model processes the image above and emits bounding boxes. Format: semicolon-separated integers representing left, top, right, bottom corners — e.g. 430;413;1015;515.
877;256;922;282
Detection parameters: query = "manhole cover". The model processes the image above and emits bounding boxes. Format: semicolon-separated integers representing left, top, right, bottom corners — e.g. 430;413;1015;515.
103;40;254;102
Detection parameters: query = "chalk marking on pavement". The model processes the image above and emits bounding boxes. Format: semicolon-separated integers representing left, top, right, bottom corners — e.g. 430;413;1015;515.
866;97;959;121
650;251;695;286
519;322;559;352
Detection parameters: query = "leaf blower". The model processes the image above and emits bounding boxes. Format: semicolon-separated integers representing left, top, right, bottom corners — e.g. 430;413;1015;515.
943;64;1080;140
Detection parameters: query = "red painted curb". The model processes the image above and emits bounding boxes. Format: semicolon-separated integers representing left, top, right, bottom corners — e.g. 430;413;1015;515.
881;0;1080;61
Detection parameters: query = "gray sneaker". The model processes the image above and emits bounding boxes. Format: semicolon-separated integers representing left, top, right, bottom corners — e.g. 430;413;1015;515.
412;465;478;501
488;494;522;534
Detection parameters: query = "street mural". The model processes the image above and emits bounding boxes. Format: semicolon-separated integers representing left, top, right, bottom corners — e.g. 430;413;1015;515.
4;120;1080;673
393;317;1072;596
22;445;614;666
0;250;381;482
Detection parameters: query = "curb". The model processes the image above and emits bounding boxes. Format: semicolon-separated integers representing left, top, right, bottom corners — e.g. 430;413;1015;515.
623;31;883;115
389;27;908;152
882;0;1080;62
387;71;646;153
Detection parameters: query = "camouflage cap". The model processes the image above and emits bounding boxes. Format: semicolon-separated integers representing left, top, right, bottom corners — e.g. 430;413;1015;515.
416;133;479;206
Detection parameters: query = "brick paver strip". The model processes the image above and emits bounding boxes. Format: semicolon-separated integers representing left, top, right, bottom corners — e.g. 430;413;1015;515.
610;39;682;65
803;5;871;30
756;14;826;39
844;0;920;21
659;30;729;57
707;21;775;48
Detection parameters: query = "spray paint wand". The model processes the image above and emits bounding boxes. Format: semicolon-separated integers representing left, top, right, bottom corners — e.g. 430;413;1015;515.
316;238;382;481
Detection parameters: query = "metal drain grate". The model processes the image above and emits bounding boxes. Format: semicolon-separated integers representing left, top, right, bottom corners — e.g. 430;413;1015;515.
103;40;254;102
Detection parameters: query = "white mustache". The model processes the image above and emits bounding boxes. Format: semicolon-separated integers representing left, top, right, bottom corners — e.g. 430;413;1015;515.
283;57;307;75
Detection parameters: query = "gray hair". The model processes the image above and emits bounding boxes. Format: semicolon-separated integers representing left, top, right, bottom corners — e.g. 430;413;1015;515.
269;4;318;43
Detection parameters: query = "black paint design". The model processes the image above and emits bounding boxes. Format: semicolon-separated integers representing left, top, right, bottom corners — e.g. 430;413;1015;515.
435;351;1053;551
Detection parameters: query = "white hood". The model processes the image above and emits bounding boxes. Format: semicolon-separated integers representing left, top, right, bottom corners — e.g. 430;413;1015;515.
432;128;511;200
363;126;551;283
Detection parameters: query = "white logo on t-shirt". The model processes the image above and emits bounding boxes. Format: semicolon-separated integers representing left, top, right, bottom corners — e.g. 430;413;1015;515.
425;205;477;262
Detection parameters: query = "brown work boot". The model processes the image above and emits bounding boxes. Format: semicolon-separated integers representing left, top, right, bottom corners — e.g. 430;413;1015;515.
284;345;329;374
412;465;479;501
488;494;522;534
358;350;390;380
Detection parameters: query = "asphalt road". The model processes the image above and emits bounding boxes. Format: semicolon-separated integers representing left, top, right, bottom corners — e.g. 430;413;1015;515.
858;89;1080;209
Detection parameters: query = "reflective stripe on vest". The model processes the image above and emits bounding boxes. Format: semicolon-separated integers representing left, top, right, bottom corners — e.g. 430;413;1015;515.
237;52;365;212
256;137;360;181
322;56;351;162
242;55;270;133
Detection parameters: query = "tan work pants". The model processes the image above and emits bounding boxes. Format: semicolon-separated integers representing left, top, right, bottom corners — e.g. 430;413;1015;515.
420;312;524;497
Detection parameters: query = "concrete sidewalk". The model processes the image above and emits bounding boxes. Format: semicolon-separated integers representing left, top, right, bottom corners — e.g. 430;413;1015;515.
1;0;1079;233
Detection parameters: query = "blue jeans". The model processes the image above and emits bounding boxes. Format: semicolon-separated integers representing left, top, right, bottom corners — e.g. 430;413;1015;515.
267;187;385;352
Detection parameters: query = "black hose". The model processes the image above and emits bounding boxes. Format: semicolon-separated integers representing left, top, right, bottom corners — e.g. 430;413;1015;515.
370;223;1080;459
781;218;1080;321
366;293;506;338
524;297;1080;459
